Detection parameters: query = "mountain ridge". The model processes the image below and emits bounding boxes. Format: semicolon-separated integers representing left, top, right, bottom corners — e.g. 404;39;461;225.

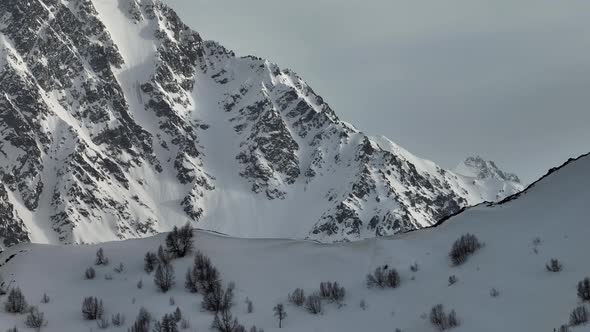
0;0;523;247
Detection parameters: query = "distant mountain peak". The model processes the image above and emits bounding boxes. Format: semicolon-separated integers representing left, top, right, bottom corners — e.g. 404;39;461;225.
455;156;521;184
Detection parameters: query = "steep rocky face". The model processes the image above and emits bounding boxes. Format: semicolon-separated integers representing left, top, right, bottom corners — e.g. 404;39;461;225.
0;0;524;246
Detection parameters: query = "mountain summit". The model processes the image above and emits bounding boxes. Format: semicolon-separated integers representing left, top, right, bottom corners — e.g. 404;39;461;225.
0;0;523;247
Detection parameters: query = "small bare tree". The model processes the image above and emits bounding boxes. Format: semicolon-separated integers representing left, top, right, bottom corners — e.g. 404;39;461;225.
95;248;109;266
144;252;158;273
245;297;254;313
273;303;287;328
579;277;590;302
154;261;175;292
546;259;563;272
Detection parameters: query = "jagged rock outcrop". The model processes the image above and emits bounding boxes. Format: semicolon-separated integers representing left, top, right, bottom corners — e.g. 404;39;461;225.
0;0;524;246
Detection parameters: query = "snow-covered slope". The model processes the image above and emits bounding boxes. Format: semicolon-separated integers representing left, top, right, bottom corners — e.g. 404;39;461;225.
0;153;588;331
0;0;523;246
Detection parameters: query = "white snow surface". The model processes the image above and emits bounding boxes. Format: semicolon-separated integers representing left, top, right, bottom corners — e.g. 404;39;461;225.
0;153;587;331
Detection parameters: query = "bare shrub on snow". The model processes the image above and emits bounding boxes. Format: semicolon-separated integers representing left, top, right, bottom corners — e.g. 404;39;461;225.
449;233;482;266
546;258;563;272
319;281;345;303
288;288;305;306
366;266;400;289
4;287;28;313
578;277;590;302
81;296;103;320
165;223;194;259
570;305;589;326
429;304;459;330
95;248;109;266
305;293;322;315
25;306;47;331
84;267;96;280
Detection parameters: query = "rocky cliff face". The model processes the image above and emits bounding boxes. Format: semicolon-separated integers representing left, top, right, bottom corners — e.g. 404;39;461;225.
0;0;523;246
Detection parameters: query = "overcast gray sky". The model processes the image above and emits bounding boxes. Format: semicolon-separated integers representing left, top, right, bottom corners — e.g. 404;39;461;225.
164;0;590;183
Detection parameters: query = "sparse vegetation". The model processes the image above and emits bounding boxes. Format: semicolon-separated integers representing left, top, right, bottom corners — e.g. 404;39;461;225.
4;287;28;313
360;299;367;310
578;277;590;302
449;233;482;266
154;260;175;292
288;288;305;306
490;288;500;297
245;297;254;313
129;307;152;332
114;262;125;273
25;306;47;331
202;283;234;313
366;266;400;289
111;313;125;326
305;293;322;315
273;303;287;328
319;281;345;303
211;310;245;332
144;251;158;273
95;248;109;266
570;305;589;326
153;313;178;332
166;223;194;259
546;258;563;272
448;275;457;286
429;304;460;330
81;296;103;320
84;267;96;280
40;293;50;304
97;317;110;329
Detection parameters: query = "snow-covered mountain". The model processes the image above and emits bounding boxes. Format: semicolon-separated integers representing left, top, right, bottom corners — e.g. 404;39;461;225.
0;0;523;247
0;153;587;331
